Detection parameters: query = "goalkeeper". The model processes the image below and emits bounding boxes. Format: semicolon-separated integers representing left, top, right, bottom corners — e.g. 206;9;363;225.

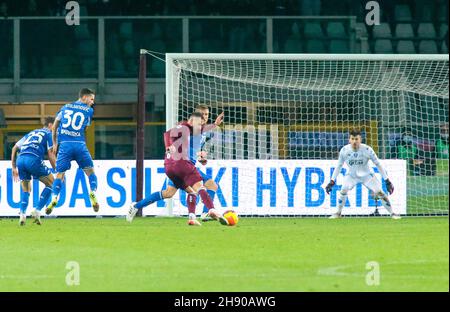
126;106;224;223
325;129;401;219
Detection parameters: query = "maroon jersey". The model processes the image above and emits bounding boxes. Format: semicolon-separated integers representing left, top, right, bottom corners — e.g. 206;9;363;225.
163;122;203;190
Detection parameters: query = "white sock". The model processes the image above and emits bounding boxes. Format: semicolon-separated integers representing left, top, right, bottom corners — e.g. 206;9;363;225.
188;213;196;220
337;192;347;214
380;194;393;214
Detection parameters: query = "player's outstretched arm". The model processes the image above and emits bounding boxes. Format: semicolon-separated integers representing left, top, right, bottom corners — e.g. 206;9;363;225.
202;112;224;133
11;143;21;182
326;149;345;194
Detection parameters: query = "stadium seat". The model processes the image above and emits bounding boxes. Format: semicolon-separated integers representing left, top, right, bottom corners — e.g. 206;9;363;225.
396;40;416;53
284;39;302;53
374;39;393;53
329;40;349;53
394;4;413;22
395;24;414;39
326;22;347;39
439;24;448;39
418;40;439;53
305;39;327;53
372;23;392;39
303;22;324;39
417;23;437;39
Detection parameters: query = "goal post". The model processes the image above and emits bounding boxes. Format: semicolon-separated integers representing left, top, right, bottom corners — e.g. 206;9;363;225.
165;53;449;217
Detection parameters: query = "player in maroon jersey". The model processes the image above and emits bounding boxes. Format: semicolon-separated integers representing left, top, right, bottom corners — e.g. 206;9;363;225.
163;112;228;226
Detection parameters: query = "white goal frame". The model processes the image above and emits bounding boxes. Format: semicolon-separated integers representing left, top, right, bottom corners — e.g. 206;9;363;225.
165;53;449;217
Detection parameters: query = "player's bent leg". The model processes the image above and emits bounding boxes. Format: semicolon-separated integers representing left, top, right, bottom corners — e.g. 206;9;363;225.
364;176;400;219
127;186;177;223
201;179;217;221
191;182;228;225
33;174;54;225
187;192;201;226
83;167;99;213
19;180;31;226
330;190;349;219
330;175;357;219
46;172;65;215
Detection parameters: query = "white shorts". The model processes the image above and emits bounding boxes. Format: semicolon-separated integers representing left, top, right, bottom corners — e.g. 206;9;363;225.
341;174;383;195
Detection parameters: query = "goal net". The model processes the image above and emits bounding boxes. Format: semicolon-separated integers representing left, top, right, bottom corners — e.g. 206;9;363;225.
165;54;449;217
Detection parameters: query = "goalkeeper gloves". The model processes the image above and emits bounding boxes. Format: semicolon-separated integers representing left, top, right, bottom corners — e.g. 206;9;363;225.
325;180;335;194
385;179;394;195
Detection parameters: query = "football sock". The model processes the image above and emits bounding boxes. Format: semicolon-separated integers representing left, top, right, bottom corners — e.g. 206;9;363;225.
337;192;347;215
135;191;163;209
20;191;30;214
198;188;214;210
88;174;98;192
52;178;62;197
37;187;52;211
380;194;393;214
202;189;216;213
187;193;197;218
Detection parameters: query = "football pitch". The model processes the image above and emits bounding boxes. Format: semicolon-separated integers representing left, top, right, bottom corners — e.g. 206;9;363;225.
0;217;448;292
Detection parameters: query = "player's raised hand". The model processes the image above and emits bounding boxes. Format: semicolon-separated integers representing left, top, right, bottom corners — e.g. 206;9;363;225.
214;112;224;126
385;179;394;195
12;167;19;182
197;151;207;165
325;180;335;194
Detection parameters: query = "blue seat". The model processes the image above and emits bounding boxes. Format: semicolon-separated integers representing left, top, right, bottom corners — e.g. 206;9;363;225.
305;39;327;53
303;22;324;39
372;23;392;39
396;40;416;53
395;24;414;39
329;40;349;53
417;23;437;39
418;40;439;53
374;39;393;53
326;22;347;39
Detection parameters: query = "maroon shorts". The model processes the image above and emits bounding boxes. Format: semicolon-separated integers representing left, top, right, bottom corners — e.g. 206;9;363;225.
164;159;203;190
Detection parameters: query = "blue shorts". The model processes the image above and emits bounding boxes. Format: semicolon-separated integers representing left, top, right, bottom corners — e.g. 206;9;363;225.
56;142;94;173
167;167;209;188
17;154;52;181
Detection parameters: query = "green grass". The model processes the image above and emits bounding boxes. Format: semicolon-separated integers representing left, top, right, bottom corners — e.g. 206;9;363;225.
0;217;448;292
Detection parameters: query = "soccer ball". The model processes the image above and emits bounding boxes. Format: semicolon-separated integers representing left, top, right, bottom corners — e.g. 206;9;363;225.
223;210;239;226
